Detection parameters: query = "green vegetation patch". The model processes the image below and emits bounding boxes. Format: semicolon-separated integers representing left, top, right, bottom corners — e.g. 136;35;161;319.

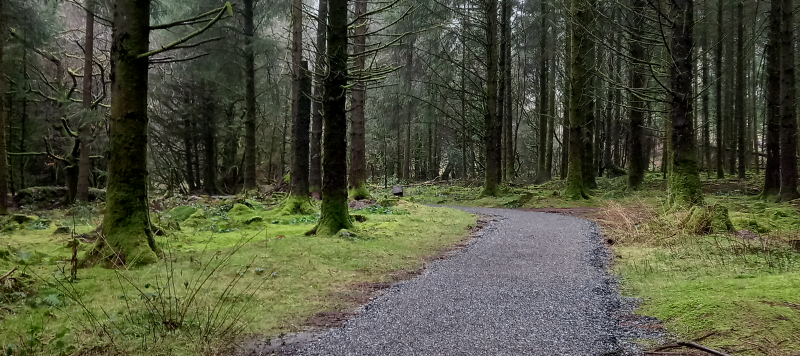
0;201;476;356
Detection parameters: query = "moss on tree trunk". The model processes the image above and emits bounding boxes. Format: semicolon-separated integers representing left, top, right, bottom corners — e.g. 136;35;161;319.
312;0;353;235
94;0;158;266
565;0;594;200
348;0;371;200
667;0;704;209
0;1;9;215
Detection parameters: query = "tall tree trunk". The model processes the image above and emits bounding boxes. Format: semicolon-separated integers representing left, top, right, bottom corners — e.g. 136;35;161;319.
314;0;353;234
243;0;258;191
715;0;724;179
0;0;8;214
184;117;195;192
290;61;312;203
202;94;219;195
290;0;310;200
702;0;711;177
778;0;799;201
402;35;414;181
668;0;703;208
628;0;647;189
98;0;158;265
498;0;507;182
735;1;746;179
502;0;513;181
566;0;594;199
482;0;501;196
545;28;556;180
537;0;549;182
77;4;95;202
310;0;328;198
349;0;370;199
763;0;781;198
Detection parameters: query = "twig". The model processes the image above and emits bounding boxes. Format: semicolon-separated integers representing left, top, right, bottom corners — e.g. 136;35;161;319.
677;342;733;356
0;267;18;281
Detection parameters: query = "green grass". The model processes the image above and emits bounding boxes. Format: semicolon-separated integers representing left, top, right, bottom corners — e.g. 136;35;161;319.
0;201;476;355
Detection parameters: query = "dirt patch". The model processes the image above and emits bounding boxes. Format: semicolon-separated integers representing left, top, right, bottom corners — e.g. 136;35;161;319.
520;207;601;220
347;199;377;210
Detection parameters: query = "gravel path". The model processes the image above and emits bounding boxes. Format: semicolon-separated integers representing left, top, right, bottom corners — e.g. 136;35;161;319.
285;207;656;355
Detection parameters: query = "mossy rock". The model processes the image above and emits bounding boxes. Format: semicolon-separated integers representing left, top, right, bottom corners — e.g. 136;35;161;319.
229;204;264;225
53;226;71;235
686;204;734;234
10;214;38;224
337;229;357;238
168;205;198;223
377;198;399;207
518;192;534;205
352;214;367;222
182;209;209;228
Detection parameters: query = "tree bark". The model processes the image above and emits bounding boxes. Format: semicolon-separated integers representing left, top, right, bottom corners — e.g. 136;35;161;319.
243;0;258;191
77;4;95;202
291;61;312;199
202;92;220;195
667;0;703;208
310;0;328;197
566;0;594;199
0;0;8;214
778;0;799;201
99;0;158;265
502;0;513;181
628;0;647;190
314;0;353;234
715;0;724;179
735;1;745;179
537;0;549;182
701;0;711;177
763;0;781;198
348;0;369;199
290;0;310;198
482;0;501;196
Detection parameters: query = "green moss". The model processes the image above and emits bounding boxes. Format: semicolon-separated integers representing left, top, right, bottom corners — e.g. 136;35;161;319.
228;203;264;224
168;205;197;223
313;193;353;235
278;196;316;216
685;205;734;234
348;182;372;200
181;209;208;228
668;158;704;209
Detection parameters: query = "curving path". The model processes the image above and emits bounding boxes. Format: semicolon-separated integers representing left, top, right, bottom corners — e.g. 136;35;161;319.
287;207;645;355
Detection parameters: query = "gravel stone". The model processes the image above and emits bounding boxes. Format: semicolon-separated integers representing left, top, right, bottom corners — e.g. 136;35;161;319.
282;207;663;355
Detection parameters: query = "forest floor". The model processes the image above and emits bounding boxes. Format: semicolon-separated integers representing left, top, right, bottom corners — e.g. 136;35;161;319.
0;196;476;355
1;173;799;355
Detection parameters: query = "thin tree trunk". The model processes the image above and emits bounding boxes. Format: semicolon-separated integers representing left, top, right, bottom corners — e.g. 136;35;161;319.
77;4;95;202
290;0;310;199
482;0;501;196
763;0;780;198
702;0;711;177
202;93;219;195
310;0;328;198
0;0;8;214
628;0;647;189
778;0;799;201
715;0;724;179
735;1;746;179
566;0;594;199
348;0;369;198
537;0;549;182
243;0;258;191
502;0;513;180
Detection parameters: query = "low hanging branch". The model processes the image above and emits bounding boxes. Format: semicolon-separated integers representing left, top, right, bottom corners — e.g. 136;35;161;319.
137;3;233;59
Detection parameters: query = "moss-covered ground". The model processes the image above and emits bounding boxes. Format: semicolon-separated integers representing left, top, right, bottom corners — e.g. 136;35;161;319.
0;197;475;355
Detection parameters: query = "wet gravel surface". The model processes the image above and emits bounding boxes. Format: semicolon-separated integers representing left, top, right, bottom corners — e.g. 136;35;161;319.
282;207;663;355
